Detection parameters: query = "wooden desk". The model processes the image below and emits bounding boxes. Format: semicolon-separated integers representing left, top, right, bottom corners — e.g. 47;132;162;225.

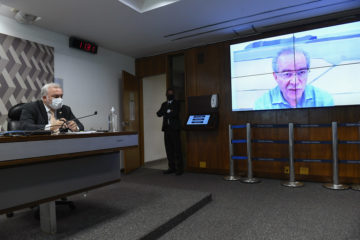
0;132;138;233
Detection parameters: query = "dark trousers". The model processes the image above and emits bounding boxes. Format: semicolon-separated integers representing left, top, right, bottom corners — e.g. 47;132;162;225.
164;130;183;171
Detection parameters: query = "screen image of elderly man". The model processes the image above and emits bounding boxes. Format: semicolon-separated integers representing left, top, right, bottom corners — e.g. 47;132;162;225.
254;47;334;110
20;83;84;132
156;88;183;176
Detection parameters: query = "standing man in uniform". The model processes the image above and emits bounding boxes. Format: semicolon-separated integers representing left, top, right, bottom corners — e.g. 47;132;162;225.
157;88;183;175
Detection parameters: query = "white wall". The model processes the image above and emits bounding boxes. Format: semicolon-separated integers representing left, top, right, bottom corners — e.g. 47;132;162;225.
0;15;135;130
142;74;167;162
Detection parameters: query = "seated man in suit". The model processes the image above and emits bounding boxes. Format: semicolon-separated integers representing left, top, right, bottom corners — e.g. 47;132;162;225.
20;83;84;132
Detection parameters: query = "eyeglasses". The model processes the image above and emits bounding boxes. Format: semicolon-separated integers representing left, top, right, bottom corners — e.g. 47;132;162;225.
276;69;309;79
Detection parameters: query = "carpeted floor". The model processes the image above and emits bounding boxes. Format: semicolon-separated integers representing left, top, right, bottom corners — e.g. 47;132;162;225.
0;181;211;240
124;168;360;240
144;158;168;171
1;167;360;240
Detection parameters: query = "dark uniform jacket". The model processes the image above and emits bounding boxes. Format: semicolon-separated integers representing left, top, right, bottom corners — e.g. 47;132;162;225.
156;100;181;131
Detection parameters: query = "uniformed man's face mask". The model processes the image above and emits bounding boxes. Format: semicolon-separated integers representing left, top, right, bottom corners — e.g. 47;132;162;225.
166;94;174;101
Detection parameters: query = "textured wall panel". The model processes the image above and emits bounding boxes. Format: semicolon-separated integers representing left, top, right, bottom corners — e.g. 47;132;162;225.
0;34;54;130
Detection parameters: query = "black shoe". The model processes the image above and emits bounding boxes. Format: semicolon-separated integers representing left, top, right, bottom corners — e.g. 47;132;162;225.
163;169;175;174
175;171;183;176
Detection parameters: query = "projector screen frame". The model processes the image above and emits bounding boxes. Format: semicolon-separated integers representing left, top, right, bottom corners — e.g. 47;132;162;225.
229;18;360;112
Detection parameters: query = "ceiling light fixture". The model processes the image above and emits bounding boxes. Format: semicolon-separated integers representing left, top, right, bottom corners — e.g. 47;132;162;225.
12;9;41;24
118;0;181;13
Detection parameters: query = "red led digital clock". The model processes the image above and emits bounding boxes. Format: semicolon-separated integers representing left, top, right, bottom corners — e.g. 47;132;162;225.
69;37;98;54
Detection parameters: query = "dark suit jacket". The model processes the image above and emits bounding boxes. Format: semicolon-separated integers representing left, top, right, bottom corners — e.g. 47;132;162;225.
20;100;84;131
156;100;181;131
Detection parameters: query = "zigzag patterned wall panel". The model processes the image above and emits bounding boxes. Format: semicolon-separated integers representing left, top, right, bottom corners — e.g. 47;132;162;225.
0;34;54;130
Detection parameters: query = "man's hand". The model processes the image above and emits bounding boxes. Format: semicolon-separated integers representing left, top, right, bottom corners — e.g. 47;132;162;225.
50;118;66;132
67;120;79;132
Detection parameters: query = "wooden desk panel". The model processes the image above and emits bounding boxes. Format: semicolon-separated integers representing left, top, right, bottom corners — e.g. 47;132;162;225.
0;132;138;167
0;132;138;214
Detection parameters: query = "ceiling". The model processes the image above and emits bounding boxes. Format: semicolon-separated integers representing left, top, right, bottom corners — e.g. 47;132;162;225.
0;0;359;58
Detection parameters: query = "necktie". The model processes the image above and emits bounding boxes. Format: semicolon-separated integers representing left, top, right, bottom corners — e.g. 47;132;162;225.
50;110;56;126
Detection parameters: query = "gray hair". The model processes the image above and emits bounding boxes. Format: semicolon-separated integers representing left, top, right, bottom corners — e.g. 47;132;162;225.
272;47;310;73
41;83;62;97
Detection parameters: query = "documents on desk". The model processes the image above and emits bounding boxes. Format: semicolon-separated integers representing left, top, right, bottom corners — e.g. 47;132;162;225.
64;130;98;134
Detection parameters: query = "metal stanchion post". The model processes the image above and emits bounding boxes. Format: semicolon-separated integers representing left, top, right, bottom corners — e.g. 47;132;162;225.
241;123;260;183
282;123;303;187
323;122;349;190
224;124;240;181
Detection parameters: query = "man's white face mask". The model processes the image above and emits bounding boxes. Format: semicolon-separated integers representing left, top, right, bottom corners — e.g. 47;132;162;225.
49;97;63;110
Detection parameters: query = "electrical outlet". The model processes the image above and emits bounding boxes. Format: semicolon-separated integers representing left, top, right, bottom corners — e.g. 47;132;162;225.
199;161;206;168
300;167;309;175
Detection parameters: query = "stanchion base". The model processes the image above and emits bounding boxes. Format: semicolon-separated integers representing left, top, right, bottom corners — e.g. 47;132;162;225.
323;183;349;190
224;176;240;181
350;184;360;191
241;178;261;184
281;181;304;188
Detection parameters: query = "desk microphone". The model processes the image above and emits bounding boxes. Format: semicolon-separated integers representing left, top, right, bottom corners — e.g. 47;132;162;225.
60;111;98;132
64;111;98;122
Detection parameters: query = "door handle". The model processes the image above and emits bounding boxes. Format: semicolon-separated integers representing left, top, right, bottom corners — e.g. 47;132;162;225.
121;121;129;127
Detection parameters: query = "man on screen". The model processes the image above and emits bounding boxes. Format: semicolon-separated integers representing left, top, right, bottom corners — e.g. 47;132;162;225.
254;47;334;110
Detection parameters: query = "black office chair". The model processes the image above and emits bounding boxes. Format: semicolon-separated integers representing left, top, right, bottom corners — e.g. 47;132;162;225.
7;103;25;131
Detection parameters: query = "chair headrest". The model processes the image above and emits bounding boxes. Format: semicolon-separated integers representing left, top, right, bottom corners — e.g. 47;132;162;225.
8;103;25;121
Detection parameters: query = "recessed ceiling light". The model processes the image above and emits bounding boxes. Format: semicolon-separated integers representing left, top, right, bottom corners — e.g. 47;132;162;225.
118;0;181;13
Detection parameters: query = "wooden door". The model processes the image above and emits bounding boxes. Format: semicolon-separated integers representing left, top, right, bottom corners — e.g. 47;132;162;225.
122;71;141;173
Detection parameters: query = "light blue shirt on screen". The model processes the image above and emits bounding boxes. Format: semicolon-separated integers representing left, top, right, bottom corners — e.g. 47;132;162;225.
254;85;334;110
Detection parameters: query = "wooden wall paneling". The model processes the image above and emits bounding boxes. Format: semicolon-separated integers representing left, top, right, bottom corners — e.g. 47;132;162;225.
211;43;229;170
196;47;220;95
331;105;360;123
248;111;278;175
185;48;198;96
185;44;228;171
185;48;201;170
186;132;200;169
332;106;360;182
338;126;360;163
338;124;360;181
252;110;279;163
277;108;309;178
305;108;331;178
136;21;360;181
135;54;167;78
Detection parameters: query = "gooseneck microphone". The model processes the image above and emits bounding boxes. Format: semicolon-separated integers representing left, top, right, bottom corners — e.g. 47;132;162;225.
60;111;98;132
72;111;98;121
